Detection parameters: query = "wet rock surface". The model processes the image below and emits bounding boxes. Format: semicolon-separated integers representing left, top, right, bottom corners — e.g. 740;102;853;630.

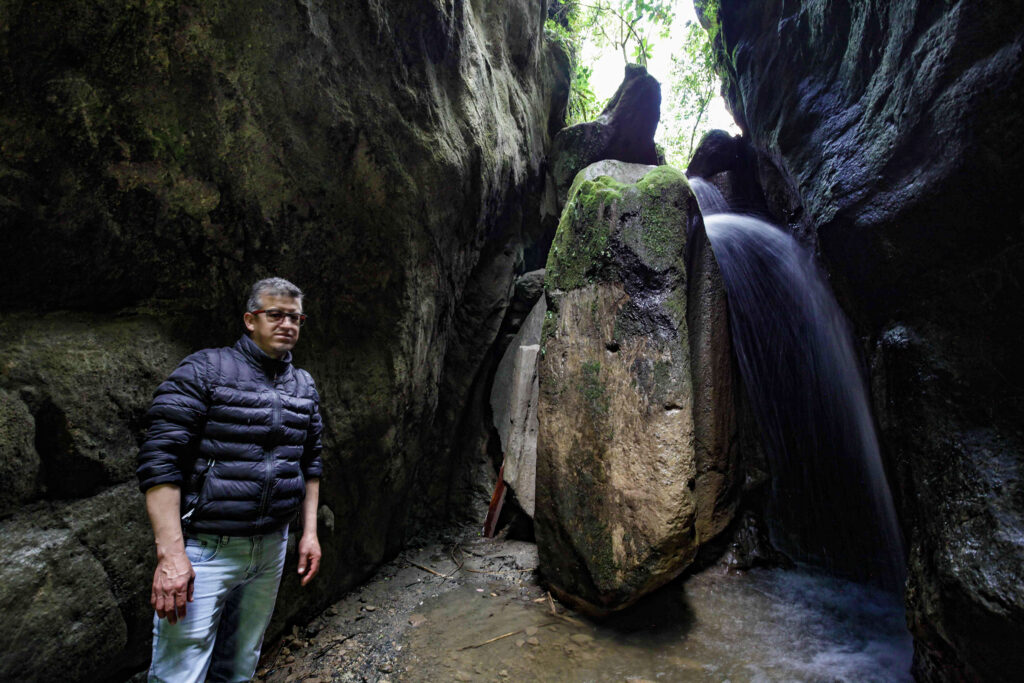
536;162;738;614
0;1;567;679
248;526;912;683
550;64;661;207
702;0;1024;678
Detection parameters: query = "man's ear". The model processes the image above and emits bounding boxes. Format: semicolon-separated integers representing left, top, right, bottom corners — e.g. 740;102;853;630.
243;312;256;333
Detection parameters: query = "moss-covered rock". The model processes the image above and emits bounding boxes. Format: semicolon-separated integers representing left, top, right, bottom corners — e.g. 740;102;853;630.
535;161;739;614
549;64;661;208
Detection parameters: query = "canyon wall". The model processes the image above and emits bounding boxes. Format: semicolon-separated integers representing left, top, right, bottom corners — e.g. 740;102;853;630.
700;0;1023;679
0;1;567;679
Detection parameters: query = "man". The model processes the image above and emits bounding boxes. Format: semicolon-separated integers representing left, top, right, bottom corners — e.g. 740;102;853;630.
137;277;324;682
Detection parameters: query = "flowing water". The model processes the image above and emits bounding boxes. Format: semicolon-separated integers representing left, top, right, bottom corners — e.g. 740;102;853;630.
266;532;913;682
261;182;915;682
689;178;905;589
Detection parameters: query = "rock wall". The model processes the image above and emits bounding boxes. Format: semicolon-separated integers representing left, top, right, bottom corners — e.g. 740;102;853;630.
701;0;1024;679
0;1;567;679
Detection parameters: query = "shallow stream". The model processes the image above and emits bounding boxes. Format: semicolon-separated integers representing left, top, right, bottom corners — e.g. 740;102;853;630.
256;530;911;682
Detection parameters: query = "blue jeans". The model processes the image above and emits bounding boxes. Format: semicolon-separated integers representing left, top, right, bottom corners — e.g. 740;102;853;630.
149;528;288;683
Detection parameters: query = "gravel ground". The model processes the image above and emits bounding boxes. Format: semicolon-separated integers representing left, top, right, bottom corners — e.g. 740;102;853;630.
253;525;553;683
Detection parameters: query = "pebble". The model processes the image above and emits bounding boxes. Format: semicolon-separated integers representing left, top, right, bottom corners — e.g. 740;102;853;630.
515;639;525;648
454;671;472;681
378;662;393;673
303;678;323;683
281;647;292;656
525;626;538;636
499;670;509;678
363;605;378;612
527;637;540;646
285;655;296;664
409;614;427;627
570;633;594;645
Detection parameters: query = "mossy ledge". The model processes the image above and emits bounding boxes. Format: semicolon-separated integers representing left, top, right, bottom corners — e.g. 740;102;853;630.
544;164;690;293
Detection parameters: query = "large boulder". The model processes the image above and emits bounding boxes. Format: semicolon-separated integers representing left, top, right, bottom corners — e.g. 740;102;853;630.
550;64;661;206
535;161;738;614
0;1;569;679
702;0;1024;678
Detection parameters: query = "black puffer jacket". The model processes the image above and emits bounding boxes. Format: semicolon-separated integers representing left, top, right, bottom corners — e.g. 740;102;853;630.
137;335;324;535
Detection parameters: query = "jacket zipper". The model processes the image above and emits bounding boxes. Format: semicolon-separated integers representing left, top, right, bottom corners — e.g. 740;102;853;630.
256;370;284;528
182;459;216;526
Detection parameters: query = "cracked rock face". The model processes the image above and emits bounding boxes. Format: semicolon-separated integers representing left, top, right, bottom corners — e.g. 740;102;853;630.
535;162;738;614
704;0;1024;678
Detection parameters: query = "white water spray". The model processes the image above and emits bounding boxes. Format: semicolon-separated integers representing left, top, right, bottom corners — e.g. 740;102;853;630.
690;178;905;588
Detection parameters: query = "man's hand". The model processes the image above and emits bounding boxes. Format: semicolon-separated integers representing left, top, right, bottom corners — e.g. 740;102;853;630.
297;479;321;586
151;550;195;624
145;484;194;624
297;533;321;586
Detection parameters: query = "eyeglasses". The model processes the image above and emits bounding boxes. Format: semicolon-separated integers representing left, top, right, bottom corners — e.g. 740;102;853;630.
251;309;308;326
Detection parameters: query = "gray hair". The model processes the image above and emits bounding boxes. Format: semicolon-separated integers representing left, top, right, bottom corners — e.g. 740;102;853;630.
247;277;304;312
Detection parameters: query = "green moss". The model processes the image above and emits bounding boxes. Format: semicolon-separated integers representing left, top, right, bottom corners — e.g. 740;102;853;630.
540;309;557;356
636;166;690;260
663;286;687;327
545;173;627;291
578;360;609;417
636;164;688;197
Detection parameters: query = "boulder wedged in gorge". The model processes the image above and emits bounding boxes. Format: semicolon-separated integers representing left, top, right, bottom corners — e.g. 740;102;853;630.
0;0;568;679
550;64;662;207
535;161;738;614
702;0;1024;678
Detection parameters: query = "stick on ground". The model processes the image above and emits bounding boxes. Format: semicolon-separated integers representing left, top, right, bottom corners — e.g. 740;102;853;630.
458;630;523;651
409;561;446;578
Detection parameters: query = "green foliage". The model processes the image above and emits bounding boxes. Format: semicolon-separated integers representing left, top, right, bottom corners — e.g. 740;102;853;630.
545;15;602;124
576;0;675;68
546;1;676;124
660;19;719;165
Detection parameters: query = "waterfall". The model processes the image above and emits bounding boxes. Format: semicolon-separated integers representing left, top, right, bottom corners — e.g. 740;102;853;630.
690;178;905;589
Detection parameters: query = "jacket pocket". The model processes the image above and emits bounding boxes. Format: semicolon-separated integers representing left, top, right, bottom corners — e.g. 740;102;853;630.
181;459;217;526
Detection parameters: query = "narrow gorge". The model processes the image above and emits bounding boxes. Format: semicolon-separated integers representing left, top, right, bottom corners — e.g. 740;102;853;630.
0;1;1021;681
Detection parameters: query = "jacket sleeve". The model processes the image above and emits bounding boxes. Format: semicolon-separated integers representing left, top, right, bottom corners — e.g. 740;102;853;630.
136;351;210;492
301;374;324;480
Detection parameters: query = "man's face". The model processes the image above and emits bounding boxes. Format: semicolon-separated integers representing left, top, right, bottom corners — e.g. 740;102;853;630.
244;294;303;359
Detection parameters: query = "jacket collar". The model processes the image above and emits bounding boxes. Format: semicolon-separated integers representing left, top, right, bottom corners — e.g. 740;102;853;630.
235;334;292;376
